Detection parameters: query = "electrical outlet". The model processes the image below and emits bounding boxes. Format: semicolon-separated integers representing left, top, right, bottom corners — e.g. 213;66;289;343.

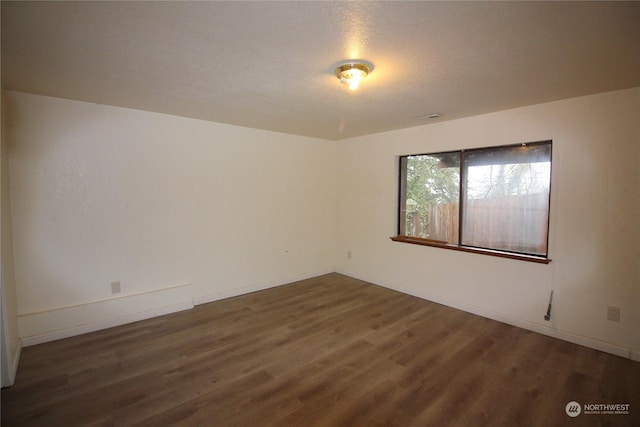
111;281;121;294
607;306;620;322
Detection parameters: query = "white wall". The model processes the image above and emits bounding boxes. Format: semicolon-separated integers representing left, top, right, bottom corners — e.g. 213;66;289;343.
2;109;22;385
1;61;22;387
6;91;336;344
5;88;639;361
335;88;640;359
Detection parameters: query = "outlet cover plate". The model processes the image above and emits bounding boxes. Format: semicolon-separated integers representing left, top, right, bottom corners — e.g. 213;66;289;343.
111;281;121;294
607;306;621;322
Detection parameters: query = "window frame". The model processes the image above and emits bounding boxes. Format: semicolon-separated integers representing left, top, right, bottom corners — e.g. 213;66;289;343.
393;140;552;264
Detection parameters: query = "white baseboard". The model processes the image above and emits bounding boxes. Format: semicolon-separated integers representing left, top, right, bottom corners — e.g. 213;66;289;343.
194;270;335;306
337;269;636;361
19;284;193;347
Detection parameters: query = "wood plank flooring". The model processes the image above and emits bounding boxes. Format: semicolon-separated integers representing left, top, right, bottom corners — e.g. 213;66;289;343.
2;273;639;426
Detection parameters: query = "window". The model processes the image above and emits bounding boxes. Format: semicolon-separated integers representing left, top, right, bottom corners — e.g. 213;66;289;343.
394;141;552;263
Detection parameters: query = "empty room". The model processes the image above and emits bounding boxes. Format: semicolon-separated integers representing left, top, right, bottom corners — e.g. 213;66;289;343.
1;1;639;426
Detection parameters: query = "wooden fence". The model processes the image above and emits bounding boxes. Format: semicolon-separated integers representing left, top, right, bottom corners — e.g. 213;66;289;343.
407;193;548;255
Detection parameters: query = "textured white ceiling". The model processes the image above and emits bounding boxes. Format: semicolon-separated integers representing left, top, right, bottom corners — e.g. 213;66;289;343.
2;1;639;140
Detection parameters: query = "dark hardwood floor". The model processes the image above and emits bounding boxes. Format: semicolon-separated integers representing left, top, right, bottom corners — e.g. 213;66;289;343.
2;273;639;426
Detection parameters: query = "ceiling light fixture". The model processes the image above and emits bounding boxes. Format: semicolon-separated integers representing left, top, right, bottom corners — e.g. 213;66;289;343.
335;62;372;90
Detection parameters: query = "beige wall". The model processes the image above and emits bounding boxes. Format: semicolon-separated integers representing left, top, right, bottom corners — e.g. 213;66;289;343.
5;87;639;361
2;2;22;384
2;88;21;386
335;88;640;359
5;91;337;343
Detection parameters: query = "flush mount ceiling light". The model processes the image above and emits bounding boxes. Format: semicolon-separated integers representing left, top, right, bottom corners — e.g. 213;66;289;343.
334;61;372;90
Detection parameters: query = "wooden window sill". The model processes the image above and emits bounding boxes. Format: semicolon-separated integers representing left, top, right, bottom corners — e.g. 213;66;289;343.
390;236;552;264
